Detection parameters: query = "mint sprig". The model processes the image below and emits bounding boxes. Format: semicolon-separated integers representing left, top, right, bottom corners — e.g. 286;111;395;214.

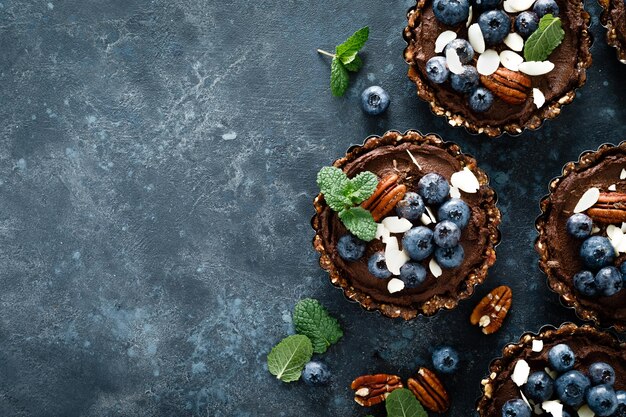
293;298;343;354
386;389;428;417
267;334;313;383
317;26;369;97
523;14;565;62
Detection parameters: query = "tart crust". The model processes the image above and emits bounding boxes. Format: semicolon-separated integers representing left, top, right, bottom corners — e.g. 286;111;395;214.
599;0;626;63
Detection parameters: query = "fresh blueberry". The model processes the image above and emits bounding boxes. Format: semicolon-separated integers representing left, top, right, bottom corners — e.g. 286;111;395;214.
418;173;450;205
566;213;593;239
501;399;531;417
478;10;511;46
533;0;560;17
555;370;591;408
302;361;331;386
515;11;540;38
595;266;623;297
432;346;460;374
360;86;390;116
426;56;450;84
621;261;626;276
471;0;502;11
523;371;554;403
444;39;475;64
396;192;426;220
580;236;615;271
468;87;494;112
433;220;461;248
403;227;435;261
615;391;626;417
573;270;599;297
450;65;480;93
368;252;392;279
548;343;576;372
400;262;428;288
438;198;471;229
587;385;618;416
337;234;366;261
435;245;464;268
589;362;616;386
433;0;471;26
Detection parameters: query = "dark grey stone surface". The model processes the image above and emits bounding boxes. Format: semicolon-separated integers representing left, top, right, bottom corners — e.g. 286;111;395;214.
0;0;625;416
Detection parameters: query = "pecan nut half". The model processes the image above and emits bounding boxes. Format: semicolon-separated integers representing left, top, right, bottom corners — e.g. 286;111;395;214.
480;67;531;105
470;285;513;335
361;173;407;222
407;367;450;413
351;373;403;407
586;192;626;223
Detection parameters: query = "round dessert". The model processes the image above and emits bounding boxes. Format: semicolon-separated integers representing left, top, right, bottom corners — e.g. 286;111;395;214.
311;130;501;319
403;0;592;137
600;0;626;63
477;323;626;417
536;142;626;331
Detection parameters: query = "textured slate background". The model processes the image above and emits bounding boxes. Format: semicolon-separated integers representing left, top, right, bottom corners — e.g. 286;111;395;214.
0;1;625;416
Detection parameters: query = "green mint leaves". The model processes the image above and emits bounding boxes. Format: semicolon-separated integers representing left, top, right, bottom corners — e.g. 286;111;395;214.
386;389;428;417
523;14;565;62
267;335;313;383
318;26;369;96
293;298;343;354
316;167;378;241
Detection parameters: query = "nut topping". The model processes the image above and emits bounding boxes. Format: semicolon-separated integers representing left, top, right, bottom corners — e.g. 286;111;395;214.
470;285;512;334
586;192;626;223
361;173;407;222
351;374;403;407
407;367;450;413
480;67;531;105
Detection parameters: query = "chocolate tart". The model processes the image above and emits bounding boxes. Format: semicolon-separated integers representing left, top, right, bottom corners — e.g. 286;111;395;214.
476;323;626;417
403;0;592;137
600;0;626;63
535;142;626;332
311;130;501;319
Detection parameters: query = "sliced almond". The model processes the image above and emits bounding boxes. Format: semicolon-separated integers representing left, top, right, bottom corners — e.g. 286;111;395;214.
541;401;562;417
388;277;406;294
425;206;437;223
545;367;558;379
429;258;442;278
477;49;500;75
435;30;457;53
503;0;518;12
507;0;536;11
577;405;594;417
451;167;480;193
449;186;461;199
609;184;617;191
420;213;433;226
519;61;555;76
573;187;600;213
504;32;524;51
500;50;524;71
533;88;546;109
382;216;413;233
512;359;530;386
466;5;473;28
446;47;465;75
406;150;422;169
532;339;544;352
468;23;485;54
385;248;410;275
621;168;626;180
375;223;391;240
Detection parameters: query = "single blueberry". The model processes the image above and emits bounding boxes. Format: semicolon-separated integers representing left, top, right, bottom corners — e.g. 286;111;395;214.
438;198;471;229
615;391;626;417
337;234;366;261
501;399;531;417
468;87;494;112
433;0;471;26
444;39;475;64
617;390;626;405
589;362;616;386
478;10;511;45
548;343;576;372
418;172;450;205
396;192;426;220
533;0;560;17
555;370;591;408
595;266;623;297
523;371;554;403
566;213;593;239
302;361;331;386
403;227;435;261
580;236;615;271
573;270;599;297
432;346;460;374
368;252;392;279
450;65;480;93
621;262;626;278
433;220;461;248
400;262;428;288
586;385;618;416
515;11;540;38
426;56;451;84
471;0;501;11
360;86;390;116
435;245;464;268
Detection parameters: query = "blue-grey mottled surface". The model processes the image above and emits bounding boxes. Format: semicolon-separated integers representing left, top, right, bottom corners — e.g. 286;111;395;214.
0;1;625;416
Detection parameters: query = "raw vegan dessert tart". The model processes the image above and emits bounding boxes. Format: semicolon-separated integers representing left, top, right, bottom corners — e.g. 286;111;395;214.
311;130;501;319
600;0;626;63
536;142;626;331
403;0;592;136
477;323;626;417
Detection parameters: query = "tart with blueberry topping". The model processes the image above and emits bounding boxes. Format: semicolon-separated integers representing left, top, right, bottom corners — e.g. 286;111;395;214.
600;0;626;63
311;130;501;319
403;0;591;137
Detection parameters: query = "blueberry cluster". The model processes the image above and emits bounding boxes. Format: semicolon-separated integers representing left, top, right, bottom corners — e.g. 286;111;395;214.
504;344;626;417
566;213;626;298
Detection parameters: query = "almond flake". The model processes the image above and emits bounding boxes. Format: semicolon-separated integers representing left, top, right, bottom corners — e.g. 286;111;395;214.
382;216;413;233
425;206;437;223
468;23;485;53
622;222;626;233
385;248;410;275
519;61;555;76
532;339;544;352
477;49;500;75
406;150;422;169
533;88;546;109
500;50;524;71
429;258;443;277
609;184;617;191
451;167;480;193
577;405;595;417
446;47;465;75
387;277;406;294
520;391;532;409
420;213;433;226
545;367;558;379
503;0;518;12
450;186;461;199
573;187;600;213
621;168;626;180
542;401;562;417
512;359;530;386
385;235;399;252
591;226;601;234
376;223;390;240
507;0;536;11
466;5;473;27
435;30;457;53
504;32;524;51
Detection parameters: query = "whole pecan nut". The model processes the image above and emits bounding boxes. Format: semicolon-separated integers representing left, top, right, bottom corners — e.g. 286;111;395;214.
586;192;626;223
480;67;531;105
470;285;513;334
407;367;450;413
351;373;403;407
360;173;407;222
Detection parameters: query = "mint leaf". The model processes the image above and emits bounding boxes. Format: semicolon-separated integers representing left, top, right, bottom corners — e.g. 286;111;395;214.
336;26;369;65
330;57;349;97
344;55;363;72
339;206;377;241
267;335;313;383
386;389;428;417
523;14;565;62
344;171;378;204
317;166;348;196
293;298;343;354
